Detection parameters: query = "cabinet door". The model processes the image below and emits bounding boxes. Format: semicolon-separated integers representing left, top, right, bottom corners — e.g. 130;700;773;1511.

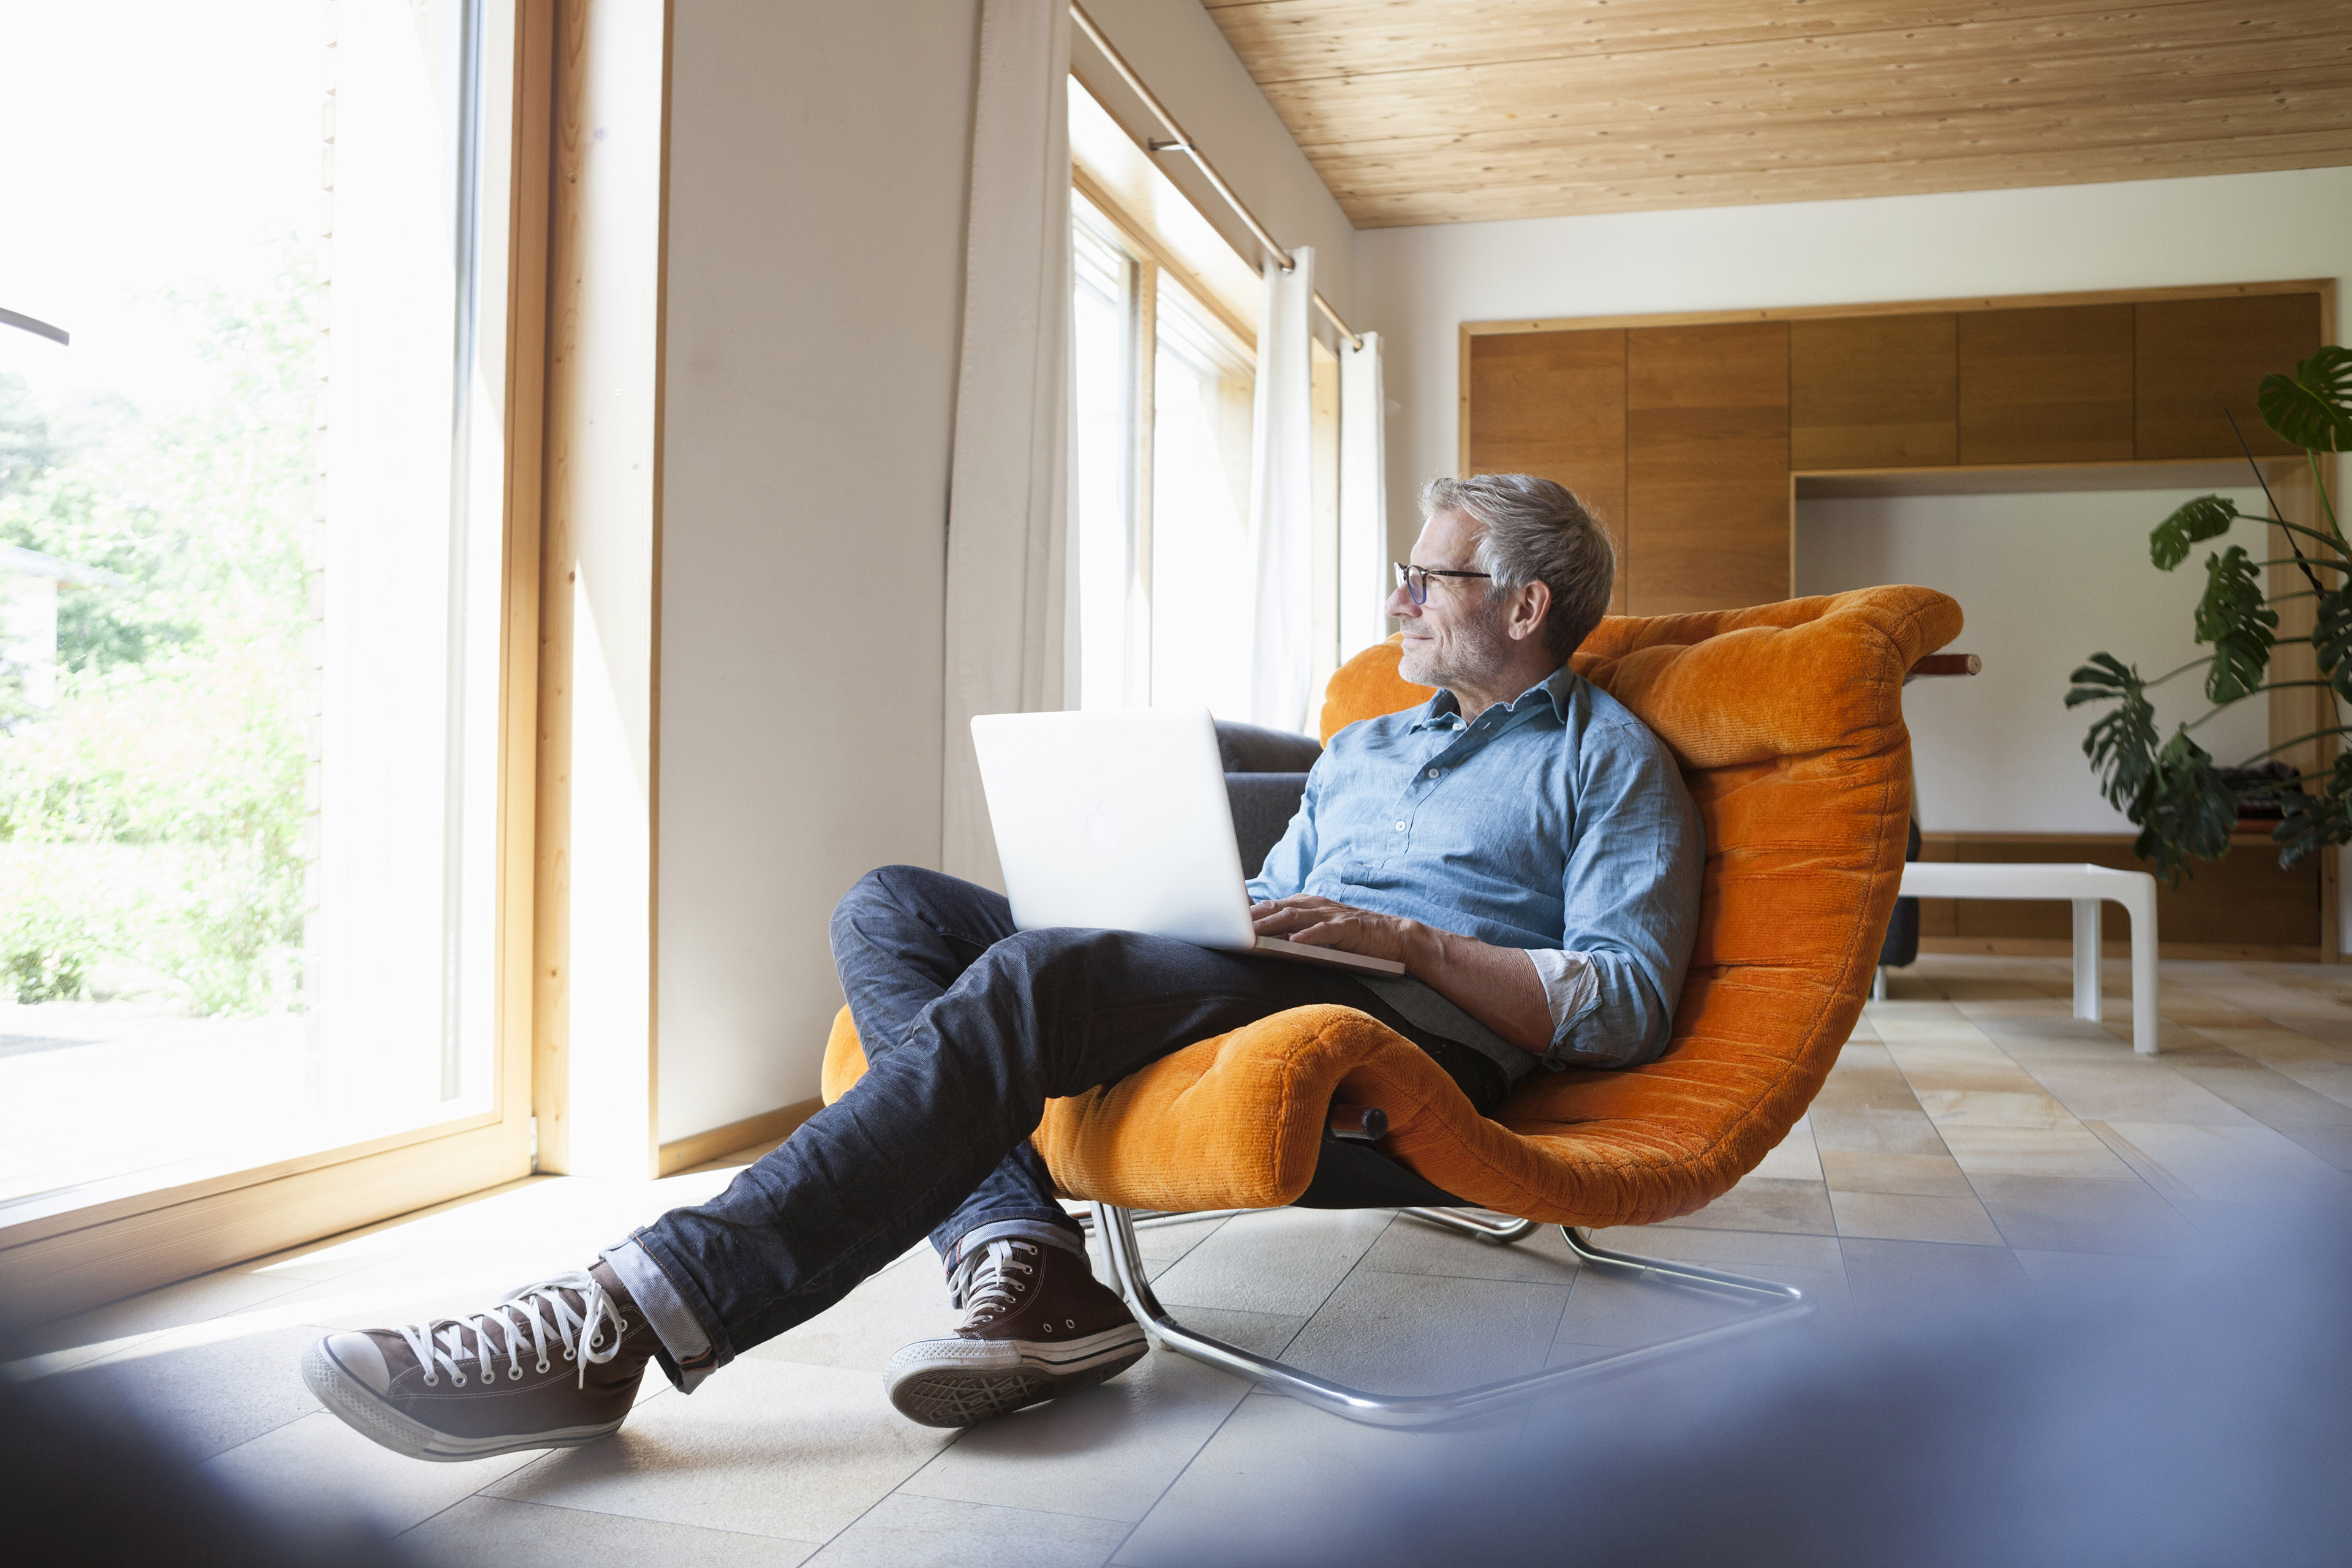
2135;294;2322;459
1466;329;1627;611
1958;303;2134;464
1627;322;1790;615
1790;312;1956;469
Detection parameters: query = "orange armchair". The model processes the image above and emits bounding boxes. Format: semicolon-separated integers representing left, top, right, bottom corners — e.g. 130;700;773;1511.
824;586;1963;1424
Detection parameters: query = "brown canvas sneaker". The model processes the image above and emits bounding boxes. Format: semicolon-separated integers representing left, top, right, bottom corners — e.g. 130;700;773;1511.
884;1237;1148;1427
301;1262;661;1462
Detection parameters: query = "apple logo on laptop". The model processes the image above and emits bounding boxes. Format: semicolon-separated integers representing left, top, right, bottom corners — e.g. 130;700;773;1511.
1085;801;1119;851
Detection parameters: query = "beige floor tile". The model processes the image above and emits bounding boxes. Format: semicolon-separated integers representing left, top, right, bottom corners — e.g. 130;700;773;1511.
1550;1260;1794;1347
1747;1114;1823;1183
1110;1387;1522;1567
1809;1061;1925;1114
2091;1121;2352;1206
2193;1025;2352;1066
1145;1207;1390;1317
2013;1060;2256;1126
1838;1237;2030;1320
1966;1174;2192;1257
1648;1176;1834;1237
1914;1088;2082;1131
488;1359;949;1544
1884;1050;2041;1096
405;1495;816;1567
1937;1124;2134;1180
1819;1150;1974;1197
895;1320;1271;1524
4;1265;314;1376
2266;1057;2352;1110
1279;1270;1570;1394
1829;1190;2003;1246
202;1409;540;1539
1352;1210;1582;1285
2008;1248;2181;1297
40;1318;326;1464
2270;1118;2352;1171
1807;1105;1951;1156
803;1494;1126;1568
2165;1056;2352;1128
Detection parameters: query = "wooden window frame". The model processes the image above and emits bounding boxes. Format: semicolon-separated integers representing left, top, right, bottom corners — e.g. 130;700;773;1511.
0;0;556;1325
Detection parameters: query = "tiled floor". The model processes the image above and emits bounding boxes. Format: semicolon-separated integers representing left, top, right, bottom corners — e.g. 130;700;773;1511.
13;954;2352;1566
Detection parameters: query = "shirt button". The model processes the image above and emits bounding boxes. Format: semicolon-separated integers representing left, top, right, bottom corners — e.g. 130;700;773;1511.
1426;767;1441;778
1394;821;1406;831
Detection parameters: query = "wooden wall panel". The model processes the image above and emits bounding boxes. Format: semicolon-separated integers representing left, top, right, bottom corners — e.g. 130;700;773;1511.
1922;833;2320;950
1790;313;1956;469
1626;322;1790;614
2135;293;2323;459
1466;330;1627;610
1958;304;2133;464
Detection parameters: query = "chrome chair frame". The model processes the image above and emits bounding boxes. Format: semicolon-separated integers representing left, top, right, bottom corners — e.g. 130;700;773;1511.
1088;1202;1812;1429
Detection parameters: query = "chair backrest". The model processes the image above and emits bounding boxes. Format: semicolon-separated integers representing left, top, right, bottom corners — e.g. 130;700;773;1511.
1317;586;1962;1213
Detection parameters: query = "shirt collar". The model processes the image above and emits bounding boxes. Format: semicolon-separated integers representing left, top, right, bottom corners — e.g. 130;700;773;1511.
1410;664;1577;732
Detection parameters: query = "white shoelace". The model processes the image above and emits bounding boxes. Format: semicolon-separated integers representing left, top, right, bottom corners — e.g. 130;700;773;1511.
397;1270;629;1391
951;1240;1038;1326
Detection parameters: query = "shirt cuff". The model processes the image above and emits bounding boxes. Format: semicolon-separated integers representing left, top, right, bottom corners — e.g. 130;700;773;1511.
1523;949;1599;1053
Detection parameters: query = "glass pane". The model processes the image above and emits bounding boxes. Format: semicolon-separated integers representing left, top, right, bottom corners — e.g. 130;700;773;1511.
1149;276;1255;718
1071;195;1134;712
0;0;502;1205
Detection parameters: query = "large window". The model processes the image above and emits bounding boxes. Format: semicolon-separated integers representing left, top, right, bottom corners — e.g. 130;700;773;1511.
0;1;518;1216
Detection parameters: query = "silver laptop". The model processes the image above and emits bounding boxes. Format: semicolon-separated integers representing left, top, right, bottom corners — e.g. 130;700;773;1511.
970;709;1405;976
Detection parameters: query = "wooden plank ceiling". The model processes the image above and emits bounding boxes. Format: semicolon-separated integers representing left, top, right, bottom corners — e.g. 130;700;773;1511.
1203;1;2352;226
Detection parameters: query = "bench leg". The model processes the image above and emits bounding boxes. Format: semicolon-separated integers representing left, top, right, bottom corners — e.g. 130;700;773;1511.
2071;899;2103;1024
2127;884;2161;1055
1091;1202;1811;1429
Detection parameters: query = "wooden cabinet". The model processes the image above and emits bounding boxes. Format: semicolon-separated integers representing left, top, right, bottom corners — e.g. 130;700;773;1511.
1465;330;1627;611
1790;313;1956;469
2135;293;2322;459
1958;304;2134;464
1461;284;2331;618
1627;323;1790;616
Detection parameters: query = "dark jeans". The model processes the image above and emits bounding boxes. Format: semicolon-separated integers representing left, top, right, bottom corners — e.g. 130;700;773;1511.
630;865;1507;1373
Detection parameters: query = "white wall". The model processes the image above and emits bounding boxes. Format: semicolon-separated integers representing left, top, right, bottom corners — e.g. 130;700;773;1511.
1084;0;1357;320
655;0;978;1142
1795;489;2271;835
1355;165;2352;565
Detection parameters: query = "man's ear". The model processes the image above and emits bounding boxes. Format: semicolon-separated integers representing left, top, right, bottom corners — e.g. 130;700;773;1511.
1507;580;1551;643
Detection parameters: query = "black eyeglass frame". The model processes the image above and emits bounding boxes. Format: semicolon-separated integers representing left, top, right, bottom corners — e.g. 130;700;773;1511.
1393;560;1492;606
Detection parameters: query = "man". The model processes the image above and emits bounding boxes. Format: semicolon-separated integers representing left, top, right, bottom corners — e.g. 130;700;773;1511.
300;473;1703;1462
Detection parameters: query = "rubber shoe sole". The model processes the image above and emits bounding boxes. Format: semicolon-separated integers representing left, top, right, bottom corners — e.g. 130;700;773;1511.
301;1338;630;1463
883;1322;1149;1427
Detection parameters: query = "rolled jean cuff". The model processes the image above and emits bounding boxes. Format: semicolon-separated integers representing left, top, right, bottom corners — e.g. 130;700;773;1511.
601;1235;722;1393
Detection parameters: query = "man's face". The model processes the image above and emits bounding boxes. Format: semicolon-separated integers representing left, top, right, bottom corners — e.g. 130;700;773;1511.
1389;508;1513;692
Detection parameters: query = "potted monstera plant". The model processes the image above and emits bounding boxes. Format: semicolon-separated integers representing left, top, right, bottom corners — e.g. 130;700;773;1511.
2069;343;2352;881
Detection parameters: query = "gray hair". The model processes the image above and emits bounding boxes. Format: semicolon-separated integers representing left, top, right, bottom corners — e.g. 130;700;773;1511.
1420;473;1615;660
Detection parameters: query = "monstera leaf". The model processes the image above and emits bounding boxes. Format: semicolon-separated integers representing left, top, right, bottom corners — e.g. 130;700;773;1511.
2149;496;2240;570
2068;655;2160;813
2127;729;2238;884
2274;753;2352;867
2193;546;2277;703
2258;345;2352;453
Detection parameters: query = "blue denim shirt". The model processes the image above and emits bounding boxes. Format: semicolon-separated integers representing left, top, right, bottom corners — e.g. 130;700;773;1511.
1247;665;1703;1069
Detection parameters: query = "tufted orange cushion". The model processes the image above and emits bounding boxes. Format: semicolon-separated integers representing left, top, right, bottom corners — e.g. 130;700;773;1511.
823;585;1961;1228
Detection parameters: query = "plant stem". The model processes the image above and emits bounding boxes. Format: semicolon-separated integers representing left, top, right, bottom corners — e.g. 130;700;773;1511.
2185;682;2337;733
2313;450;2343;543
2237;727;2352;767
2255;557;2351;571
2140;655;2214;690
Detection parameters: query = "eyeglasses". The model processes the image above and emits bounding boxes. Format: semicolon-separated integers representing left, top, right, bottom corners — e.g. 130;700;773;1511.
1393;561;1491;606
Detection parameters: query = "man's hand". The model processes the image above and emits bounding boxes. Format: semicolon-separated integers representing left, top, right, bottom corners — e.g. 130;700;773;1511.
1250;895;1430;968
1250;895;1554;1055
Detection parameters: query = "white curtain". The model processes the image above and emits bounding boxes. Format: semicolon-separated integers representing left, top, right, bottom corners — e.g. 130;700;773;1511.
940;0;1074;888
1338;328;1387;662
1246;244;1317;733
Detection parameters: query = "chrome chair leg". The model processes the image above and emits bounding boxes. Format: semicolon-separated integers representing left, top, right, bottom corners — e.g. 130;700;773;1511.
1092;1202;1812;1430
1399;1207;1536;1245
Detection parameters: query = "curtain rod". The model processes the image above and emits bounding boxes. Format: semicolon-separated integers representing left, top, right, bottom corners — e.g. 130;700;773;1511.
1068;1;1362;350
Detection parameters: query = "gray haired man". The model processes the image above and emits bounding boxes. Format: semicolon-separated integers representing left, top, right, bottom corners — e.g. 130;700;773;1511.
300;474;1704;1461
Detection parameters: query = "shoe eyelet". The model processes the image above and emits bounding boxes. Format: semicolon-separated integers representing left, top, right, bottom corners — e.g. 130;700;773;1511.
564;1348;576;1361
1065;1318;1076;1329
536;1361;551;1374
421;1374;438;1387
451;1373;467;1387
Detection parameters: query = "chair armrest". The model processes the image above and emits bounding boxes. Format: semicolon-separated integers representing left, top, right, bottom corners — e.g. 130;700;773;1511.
1227;772;1309;880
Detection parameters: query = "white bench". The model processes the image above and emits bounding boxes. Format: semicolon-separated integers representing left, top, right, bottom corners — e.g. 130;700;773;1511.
1894;862;2160;1054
